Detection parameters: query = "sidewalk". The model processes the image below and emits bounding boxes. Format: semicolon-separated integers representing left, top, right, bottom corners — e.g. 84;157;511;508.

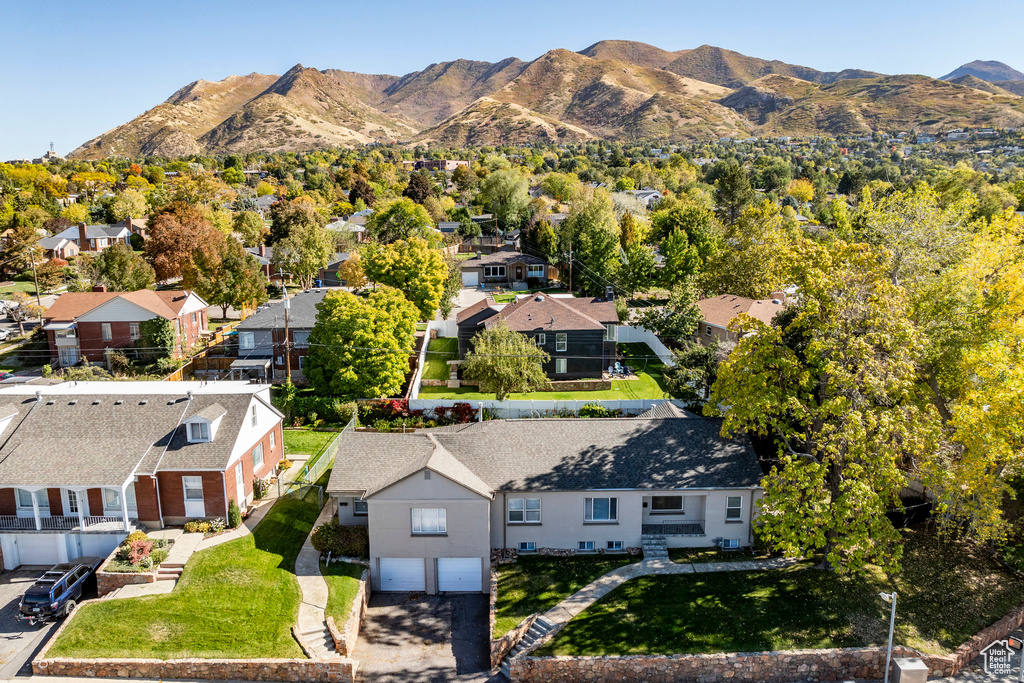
293;503;339;659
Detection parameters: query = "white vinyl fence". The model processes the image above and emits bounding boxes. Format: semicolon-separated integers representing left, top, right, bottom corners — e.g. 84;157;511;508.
616;325;675;366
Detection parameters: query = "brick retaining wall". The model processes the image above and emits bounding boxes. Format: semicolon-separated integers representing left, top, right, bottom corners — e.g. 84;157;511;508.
327;567;371;657
95;543;159;597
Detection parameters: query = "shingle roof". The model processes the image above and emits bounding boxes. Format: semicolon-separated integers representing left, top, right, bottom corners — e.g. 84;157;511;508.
486;294;618;333
39;236;71;250
327;417;761;497
43;290;198;322
53;225;130;240
698;294;785;329
461;251;547;268
455;298;499;324
236;288;331;331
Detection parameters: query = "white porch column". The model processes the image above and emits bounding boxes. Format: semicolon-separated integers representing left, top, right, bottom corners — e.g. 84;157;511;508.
73;488;86;530
120;482;130;533
31;489;41;531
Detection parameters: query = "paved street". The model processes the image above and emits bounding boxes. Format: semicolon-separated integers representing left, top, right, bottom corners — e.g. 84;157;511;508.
0;570;58;680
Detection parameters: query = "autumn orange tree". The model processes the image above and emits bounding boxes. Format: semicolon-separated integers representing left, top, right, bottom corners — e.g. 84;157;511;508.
144;202;223;281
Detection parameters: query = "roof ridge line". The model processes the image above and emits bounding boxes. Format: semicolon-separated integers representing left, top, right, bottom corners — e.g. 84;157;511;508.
548;294;605;327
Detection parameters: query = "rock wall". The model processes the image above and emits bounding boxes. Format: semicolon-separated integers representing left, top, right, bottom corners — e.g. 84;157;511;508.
95;544;157;597
327;567;371;657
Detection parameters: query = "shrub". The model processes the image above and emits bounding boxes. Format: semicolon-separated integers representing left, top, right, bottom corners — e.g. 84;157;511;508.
124;530;150;545
579;403;616;418
278;459;293;471
310;521;369;558
432;402;476;425
183;520;213;533
253;478;271;500
290;396;358;425
373;419;392;433
210;517;227;533
228;499;242;528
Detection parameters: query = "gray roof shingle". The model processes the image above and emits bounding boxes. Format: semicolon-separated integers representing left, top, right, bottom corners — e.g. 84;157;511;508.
236;288;331;331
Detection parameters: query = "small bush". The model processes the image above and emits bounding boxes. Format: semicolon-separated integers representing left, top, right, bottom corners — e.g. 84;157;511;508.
209;517;227;533
253;478;271;500
579;403;616;418
310;521;369;558
373;419;392;433
124;530;150;545
278;459;293;471
228;499;243;528
183;520;213;533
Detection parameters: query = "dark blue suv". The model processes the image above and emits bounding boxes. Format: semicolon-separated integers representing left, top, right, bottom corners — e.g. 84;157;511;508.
17;556;102;624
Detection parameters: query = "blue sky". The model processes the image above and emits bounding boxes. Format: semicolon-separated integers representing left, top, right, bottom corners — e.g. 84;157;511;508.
2;0;1023;161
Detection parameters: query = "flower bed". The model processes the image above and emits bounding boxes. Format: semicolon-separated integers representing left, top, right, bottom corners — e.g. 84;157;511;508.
96;533;174;597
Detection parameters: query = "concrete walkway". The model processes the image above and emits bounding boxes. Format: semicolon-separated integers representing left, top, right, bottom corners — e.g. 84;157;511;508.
541;556;800;630
294;503;338;660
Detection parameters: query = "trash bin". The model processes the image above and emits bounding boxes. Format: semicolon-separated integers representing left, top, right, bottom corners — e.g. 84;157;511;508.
892;657;928;683
314;279;323;288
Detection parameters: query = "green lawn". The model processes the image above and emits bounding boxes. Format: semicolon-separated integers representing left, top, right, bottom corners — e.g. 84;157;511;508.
491;293;517;303
420;343;671;401
493;555;636;638
321;562;365;625
668;546;773;564
422;337;458;381
283;429;336;457
0;280;41;300
48;490;323;659
454;252;478;261
539;531;1024;657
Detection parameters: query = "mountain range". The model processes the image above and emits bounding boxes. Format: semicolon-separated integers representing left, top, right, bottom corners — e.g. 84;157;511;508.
69;43;1024;158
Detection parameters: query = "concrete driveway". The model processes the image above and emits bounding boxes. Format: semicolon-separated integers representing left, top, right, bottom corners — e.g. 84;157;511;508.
0;569;59;679
355;593;499;683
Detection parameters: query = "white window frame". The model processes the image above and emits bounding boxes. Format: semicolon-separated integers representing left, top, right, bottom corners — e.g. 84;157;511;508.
16;488;48;511
584;497;618;522
483;265;507;278
103;485;136;512
527;264;545;278
239;331;255;350
56;328;76;339
726;495;743;521
555;333;567;352
518;541;536;552
298;355;306;371
251;405;257;427
555;358;567;374
411;508;447;534
721;538;740;549
607;541;623;551
507;497;541;523
604;324;617;342
129;322;140;341
183;476;204;503
64;489;80;515
252;442;264;469
353;500;368;516
269;431;276;451
534;333;546;346
705;325;713;337
188;421;210;442
651;495;684;512
101;322;112;341
577;541;595;552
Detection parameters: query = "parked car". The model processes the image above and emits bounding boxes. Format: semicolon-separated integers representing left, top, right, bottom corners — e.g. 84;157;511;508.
0;328;10;342
17;556;103;624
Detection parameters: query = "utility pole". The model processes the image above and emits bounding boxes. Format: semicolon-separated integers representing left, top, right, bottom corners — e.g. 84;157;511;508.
28;247;41;310
279;272;292;383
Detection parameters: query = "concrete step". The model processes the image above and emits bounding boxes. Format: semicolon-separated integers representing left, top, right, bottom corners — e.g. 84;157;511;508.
160;562;186;569
155;574;178;581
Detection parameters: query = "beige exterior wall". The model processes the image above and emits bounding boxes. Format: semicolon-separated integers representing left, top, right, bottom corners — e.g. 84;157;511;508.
335;496;368;526
366;471;491;594
696;321;733;346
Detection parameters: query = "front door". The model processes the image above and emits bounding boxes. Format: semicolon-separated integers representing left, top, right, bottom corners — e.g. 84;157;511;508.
235;462;245;508
515;266;523;281
58;346;78;367
183;476;205;518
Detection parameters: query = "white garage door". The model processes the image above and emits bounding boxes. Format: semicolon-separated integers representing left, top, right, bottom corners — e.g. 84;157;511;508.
379;558;426;592
80;534;122;559
461;271;479;287
16;535;61;566
437;557;482;592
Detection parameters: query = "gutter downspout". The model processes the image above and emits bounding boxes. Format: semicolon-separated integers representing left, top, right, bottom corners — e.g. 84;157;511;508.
151;475;163;528
749;488;756;547
222;471;229;519
502;492;507;549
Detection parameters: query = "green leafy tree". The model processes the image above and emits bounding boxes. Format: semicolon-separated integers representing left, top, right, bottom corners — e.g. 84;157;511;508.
558;188;620;295
232;210;269;247
140;317;177;360
364;198;435;244
463;321;549;400
0;217;41;278
663;342;721;406
92;243;156;291
456;216;482;239
479;169;530;234
633;279;702;345
268;198;325;245
619;242;657;296
222;167;245;185
361;238;448;320
271;220;335;290
111;189;148;221
182;238;268;318
702;201;794;299
708;240;936;575
715;162;754;224
438;253;462;320
304;287;418;398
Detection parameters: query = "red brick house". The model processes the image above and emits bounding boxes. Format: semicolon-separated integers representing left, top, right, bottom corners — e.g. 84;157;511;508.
0;381;284;569
42;288;209;367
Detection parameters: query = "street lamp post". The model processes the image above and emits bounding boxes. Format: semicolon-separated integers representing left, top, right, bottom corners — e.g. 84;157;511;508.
880;591;898;683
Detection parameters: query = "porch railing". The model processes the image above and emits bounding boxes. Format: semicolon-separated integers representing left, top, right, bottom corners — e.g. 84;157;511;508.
0;514;136;532
642;520;706;536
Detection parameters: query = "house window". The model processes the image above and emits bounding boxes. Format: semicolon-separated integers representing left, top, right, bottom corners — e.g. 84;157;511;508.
251;405;257;427
411;508;446;534
721;539;740;549
518;541;536;552
101;323;112;341
507;498;541;523
269;431;276;450
483;265;506;278
103;485;136;511
534;333;546;346
726;496;743;521
705;325;713;337
129;323;140;341
298;355;306;371
239;332;255;350
577;541;595;552
527;265;545;278
183;476;204;502
607;541;623;551
192;312;197;324
252;442;264;469
56;328;76;339
604;324;617;342
66;489;79;514
555;358;567;374
16;489;48;510
555;333;567;352
651;495;683;512
584;497;617;522
188;421;210;442
354;500;368;516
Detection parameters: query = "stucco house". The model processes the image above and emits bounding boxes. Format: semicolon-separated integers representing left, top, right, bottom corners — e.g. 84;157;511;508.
0;381;283;569
456;293;618;379
459;251;550;288
326;415;763;594
695;294;786;346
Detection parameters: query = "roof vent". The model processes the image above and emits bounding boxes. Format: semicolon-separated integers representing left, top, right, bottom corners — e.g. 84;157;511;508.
139;400;148;405
115;399;123;405
46;400;55;405
772;299;782;304
187;390;194;400
92;400;101;405
535;295;545;302
34;391;42;402
68;400;77;405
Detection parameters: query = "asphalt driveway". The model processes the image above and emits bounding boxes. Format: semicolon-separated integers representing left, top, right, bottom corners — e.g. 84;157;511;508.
0;569;59;679
355;593;499;683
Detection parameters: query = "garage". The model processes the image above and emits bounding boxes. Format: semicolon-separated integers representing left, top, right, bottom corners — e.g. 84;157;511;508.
437;557;482;592
461;271;479;287
4;534;61;568
379;558;426;592
79;533;122;558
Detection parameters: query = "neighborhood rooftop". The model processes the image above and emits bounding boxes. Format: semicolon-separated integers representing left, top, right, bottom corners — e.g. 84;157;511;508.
698;294;786;329
236;288;331;330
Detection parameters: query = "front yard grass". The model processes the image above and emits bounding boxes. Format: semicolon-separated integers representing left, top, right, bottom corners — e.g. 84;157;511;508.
493;554;636;638
283;429;336;457
668;546;773;564
47;490;322;659
422;337;458;381
321;561;365;625
538;530;1024;657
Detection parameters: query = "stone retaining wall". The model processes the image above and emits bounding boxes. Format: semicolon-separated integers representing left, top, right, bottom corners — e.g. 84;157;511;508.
95;543;158;597
492;614;538;670
327;567;371;657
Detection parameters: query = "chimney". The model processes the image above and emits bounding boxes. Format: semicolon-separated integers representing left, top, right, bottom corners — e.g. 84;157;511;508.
770;290;786;303
258;244;266;257
92;284;107;293
78;222;88;250
605;286;615;302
